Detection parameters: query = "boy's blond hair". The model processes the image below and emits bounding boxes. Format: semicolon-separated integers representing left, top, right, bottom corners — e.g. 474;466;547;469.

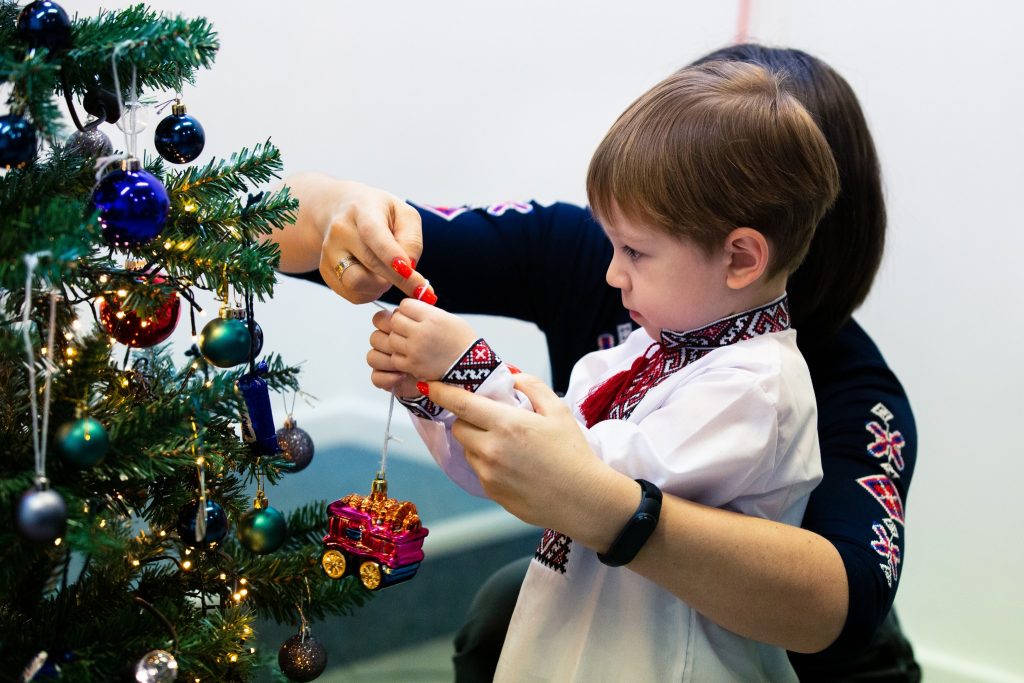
587;60;840;278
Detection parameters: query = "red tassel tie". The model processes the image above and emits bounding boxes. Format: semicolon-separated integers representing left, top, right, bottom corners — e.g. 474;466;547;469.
579;342;661;428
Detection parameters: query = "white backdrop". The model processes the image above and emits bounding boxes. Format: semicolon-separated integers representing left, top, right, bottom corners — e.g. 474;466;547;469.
76;1;1024;680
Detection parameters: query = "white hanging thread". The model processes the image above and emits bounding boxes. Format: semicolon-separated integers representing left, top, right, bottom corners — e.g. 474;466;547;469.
94;41;137;181
21;253;57;484
368;301;399;479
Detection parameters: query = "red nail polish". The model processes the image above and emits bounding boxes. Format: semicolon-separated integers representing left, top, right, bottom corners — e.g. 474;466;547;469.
416;381;430;396
507;364;521;374
392;257;413;279
409;258;417;270
414;285;438;306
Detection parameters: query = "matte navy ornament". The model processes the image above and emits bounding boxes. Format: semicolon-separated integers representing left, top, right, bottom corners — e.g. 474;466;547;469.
91;158;169;247
176;498;228;548
154;102;205;164
0;113;37;169
17;0;72;52
16;485;67;542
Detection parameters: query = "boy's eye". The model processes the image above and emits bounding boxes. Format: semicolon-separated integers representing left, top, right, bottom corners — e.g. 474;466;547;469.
622;245;642;261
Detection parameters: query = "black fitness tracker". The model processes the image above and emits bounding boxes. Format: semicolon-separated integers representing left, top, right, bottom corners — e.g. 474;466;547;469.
597;478;662;567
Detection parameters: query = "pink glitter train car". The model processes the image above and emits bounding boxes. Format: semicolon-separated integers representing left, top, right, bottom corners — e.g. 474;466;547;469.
321;475;428;591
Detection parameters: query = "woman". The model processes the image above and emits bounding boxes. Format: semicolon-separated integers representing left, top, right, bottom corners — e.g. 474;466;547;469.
273;45;919;681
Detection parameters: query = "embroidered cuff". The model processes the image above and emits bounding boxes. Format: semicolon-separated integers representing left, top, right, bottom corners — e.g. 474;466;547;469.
442;338;502;393
397;394;443;420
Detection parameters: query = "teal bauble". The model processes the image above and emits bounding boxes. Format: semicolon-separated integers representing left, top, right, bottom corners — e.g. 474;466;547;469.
236;505;287;554
56;417;109;467
198;317;251;368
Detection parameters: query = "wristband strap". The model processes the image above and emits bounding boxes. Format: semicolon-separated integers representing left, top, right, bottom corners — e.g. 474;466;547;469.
597;479;662;567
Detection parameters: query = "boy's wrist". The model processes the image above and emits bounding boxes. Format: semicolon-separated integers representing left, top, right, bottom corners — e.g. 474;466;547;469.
441;338;503;393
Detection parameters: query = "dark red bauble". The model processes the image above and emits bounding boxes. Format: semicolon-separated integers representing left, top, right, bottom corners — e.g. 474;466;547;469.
98;278;181;348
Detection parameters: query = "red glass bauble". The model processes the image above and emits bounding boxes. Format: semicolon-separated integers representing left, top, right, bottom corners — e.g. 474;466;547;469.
98;277;181;348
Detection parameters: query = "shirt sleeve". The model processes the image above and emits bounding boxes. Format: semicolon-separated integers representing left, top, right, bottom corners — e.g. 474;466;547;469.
283;200;632;393
790;324;917;666
398;339;533;498
583;367;821;522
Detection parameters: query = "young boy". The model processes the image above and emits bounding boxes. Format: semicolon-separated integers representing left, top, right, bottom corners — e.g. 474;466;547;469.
367;61;839;681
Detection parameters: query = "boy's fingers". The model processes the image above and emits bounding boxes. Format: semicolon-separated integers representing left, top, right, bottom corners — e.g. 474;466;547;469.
512;373;567;417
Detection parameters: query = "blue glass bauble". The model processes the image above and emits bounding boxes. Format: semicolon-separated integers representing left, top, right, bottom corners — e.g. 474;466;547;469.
16;487;67;542
17;0;71;52
176;499;229;548
91;160;169;247
154;107;205;164
0;114;37;169
237;505;287;554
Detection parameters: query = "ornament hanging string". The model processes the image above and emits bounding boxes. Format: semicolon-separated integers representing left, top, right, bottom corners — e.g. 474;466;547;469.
371;301;402;478
21;253;58;483
190;417;208;542
93;41;138;181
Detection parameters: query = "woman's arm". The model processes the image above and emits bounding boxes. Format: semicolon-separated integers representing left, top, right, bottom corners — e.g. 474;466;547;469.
422;373;848;654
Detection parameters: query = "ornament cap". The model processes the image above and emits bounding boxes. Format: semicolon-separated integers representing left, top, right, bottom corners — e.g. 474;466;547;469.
254;490;268;510
219;304;246;320
370;473;388;499
121;156;142;172
124;257;147;271
171;101;187;116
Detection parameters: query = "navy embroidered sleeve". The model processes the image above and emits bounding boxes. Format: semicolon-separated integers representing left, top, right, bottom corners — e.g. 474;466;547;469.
789;320;917;672
284;200;633;394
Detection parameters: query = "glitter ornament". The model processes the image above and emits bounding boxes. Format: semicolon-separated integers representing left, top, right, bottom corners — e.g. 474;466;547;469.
98;278;181;348
198;314;251;368
67;126;113;157
91;158;169;247
16;486;67;542
277;416;314;473
278;632;327;682
0;113;37;169
16;0;72;52
134;649;178;683
237;493;287;555
56;416;109;467
175;499;228;549
154;102;205;164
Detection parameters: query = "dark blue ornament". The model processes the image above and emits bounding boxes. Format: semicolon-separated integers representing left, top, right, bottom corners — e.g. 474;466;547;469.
176;498;228;548
249;320;264;357
91;159;169;247
16;486;67;542
154;103;205;164
0;113;37;169
17;0;72;52
237;360;279;455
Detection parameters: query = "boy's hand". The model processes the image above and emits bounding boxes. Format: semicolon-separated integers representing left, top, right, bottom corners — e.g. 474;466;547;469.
367;308;420;397
388;298;479;381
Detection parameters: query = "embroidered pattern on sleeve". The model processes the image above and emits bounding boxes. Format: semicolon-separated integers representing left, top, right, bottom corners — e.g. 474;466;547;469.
535;528;572;574
485;201;533;216
856;402;907;588
417;204;471;221
442;339;502;392
397;394;443;420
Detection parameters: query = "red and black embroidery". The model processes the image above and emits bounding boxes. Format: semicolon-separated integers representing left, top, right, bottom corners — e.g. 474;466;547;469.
535;528;572;574
858;402;908;588
443;339;502;393
585;296;791;425
397;394;443;419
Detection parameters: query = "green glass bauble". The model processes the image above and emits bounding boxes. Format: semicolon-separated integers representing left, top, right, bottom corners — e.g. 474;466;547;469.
56;417;109;467
236;505;287;554
198;317;251;368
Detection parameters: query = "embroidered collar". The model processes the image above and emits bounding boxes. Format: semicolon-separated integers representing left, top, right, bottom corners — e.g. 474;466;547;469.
659;295;790;350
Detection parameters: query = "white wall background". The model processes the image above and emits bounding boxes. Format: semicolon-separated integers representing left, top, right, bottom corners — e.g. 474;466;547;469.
77;1;1024;680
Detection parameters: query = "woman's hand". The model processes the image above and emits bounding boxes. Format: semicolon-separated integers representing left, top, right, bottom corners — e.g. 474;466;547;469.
422;373;637;545
268;172;434;304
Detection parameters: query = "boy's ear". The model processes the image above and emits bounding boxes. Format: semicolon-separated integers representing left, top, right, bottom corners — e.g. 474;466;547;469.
723;227;770;290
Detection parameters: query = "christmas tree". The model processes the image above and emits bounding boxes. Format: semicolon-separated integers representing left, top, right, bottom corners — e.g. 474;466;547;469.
0;2;372;680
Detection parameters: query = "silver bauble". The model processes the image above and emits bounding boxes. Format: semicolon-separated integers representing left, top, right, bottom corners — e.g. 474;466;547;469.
134;649;178;683
67;127;113;157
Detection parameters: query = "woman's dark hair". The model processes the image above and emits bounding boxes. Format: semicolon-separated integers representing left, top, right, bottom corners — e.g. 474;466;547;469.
691;44;886;341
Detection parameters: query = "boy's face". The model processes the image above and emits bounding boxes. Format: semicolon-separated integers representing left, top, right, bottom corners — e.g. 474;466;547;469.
602;209;729;338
